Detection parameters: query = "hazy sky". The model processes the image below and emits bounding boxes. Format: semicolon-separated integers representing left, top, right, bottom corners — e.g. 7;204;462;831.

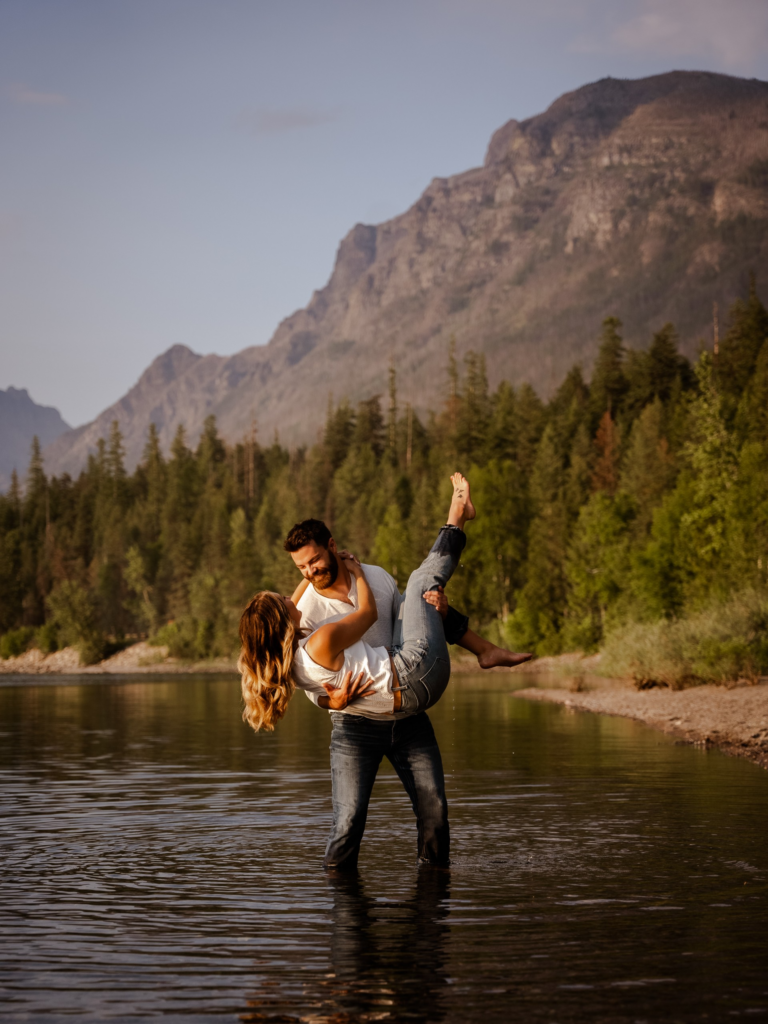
2;0;768;427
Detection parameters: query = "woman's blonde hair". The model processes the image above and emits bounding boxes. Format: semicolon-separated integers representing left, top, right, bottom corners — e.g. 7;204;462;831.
238;592;299;732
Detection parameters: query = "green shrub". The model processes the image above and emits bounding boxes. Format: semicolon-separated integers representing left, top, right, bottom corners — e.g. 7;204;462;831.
34;623;59;655
46;580;106;666
151;613;238;662
151;618;206;660
601;589;768;688
0;627;35;660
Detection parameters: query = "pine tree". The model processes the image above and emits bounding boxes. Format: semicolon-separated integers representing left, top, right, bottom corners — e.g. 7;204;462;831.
371;503;412;588
107;420;126;483
197;415;227;479
564;491;635;650
621;398;675;529
353;396;385;458
1;285;764;666
0;470;24;633
565;422;592;517
735;339;768;443
456;351;490;465
648;324;685;402
718;275;768;413
505;425;569;653
622;348;652;424
25;436;46;504
680;353;740;602
141;422;166;528
324;399;355;471
512;383;546;477
163;424;199;616
589;317;627;427
387;363;398;463
549;366;590;468
487;381;517;462
8;470;21;521
448;460;528;624
591;411;620;495
443;336;461;457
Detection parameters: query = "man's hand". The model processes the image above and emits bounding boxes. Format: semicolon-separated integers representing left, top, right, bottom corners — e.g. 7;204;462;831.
320;669;374;710
423;585;448;619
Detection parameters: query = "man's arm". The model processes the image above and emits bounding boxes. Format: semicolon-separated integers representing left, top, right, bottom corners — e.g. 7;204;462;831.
316;669;375;710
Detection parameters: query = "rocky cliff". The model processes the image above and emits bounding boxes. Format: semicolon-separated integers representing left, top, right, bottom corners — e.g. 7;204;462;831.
45;70;768;475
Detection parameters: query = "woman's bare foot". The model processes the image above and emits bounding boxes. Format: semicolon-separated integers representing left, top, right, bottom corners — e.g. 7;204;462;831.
456;628;533;669
477;646;533;670
447;472;476;530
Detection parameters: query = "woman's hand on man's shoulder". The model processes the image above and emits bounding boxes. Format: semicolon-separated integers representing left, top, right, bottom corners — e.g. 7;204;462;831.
339;551;363;578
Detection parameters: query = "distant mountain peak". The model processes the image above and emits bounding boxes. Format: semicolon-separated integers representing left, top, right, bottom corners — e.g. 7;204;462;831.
138;344;202;388
43;69;768;479
0;387;70;491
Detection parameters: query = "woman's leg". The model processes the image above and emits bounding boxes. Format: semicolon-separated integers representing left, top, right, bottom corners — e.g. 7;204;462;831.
393;474;474;712
457;628;533;668
422;590;533;668
404;473;474;596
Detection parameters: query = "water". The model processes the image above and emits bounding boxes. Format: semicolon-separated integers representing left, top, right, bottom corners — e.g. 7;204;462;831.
1;673;767;1023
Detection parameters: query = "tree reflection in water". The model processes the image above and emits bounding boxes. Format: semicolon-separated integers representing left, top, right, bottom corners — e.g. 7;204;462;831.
242;868;450;1023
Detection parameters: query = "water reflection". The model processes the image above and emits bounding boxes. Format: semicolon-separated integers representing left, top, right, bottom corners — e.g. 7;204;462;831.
243;869;450;1023
1;673;767;1023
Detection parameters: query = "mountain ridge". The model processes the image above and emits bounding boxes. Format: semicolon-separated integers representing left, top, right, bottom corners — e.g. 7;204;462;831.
0;388;70;490
44;69;768;477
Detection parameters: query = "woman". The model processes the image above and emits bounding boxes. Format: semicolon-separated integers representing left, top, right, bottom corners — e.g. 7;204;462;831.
239;473;527;732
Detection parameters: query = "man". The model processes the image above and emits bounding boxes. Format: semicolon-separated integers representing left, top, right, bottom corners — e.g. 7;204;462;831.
283;518;530;871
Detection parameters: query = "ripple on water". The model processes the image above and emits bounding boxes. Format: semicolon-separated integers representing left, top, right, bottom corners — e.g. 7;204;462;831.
1;674;767;1023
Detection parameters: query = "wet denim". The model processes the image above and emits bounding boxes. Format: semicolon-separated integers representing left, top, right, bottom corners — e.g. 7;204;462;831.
324;711;449;870
391;526;466;714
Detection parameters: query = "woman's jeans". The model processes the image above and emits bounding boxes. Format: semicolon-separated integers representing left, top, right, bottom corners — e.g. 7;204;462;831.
391;526;466;714
325;711;449;869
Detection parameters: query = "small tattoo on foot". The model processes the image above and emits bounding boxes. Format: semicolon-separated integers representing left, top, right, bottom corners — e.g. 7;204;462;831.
450;472;476;522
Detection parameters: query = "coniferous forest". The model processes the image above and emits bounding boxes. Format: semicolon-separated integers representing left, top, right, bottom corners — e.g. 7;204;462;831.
2;283;768;685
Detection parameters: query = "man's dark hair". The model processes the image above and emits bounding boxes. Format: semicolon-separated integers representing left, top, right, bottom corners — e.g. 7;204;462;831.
284;519;333;553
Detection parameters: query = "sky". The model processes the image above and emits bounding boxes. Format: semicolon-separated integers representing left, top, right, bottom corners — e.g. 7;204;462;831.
2;0;768;427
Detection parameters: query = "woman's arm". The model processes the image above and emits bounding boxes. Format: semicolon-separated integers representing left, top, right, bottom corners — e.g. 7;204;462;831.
305;559;378;670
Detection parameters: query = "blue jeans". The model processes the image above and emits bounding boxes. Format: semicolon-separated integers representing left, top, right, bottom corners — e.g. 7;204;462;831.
392;526;466;714
324;711;449;869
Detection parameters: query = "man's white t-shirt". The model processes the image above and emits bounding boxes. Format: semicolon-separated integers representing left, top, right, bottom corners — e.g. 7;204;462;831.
296;564;401;650
295;563;402;720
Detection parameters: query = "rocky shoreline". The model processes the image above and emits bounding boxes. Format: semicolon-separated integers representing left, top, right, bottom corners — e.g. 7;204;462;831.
0;643;236;676
3;644;768;772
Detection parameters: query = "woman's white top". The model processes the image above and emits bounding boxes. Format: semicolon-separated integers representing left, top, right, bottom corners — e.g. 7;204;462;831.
293;636;395;719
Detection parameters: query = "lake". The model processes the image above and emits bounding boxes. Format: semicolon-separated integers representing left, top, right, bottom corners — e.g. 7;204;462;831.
1;672;767;1022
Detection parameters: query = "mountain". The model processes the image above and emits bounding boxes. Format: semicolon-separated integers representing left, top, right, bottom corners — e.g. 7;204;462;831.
0;388;70;491
45;70;768;476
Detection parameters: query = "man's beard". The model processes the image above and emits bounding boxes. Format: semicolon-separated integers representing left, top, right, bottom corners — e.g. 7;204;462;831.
310;554;339;591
